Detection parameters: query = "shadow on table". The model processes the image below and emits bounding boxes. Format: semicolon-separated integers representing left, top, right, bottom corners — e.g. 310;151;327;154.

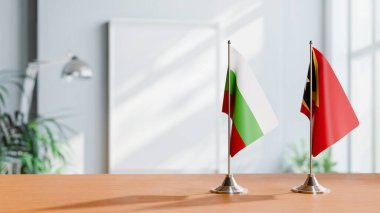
34;193;280;212
34;195;189;212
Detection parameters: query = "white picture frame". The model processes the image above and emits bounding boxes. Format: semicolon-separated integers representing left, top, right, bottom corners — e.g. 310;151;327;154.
108;18;223;173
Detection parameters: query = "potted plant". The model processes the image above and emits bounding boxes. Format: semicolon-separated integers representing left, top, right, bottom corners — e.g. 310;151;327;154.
0;71;72;174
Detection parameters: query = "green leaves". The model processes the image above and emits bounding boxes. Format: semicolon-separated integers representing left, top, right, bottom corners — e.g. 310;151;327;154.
0;70;71;174
21;154;33;173
0;112;71;174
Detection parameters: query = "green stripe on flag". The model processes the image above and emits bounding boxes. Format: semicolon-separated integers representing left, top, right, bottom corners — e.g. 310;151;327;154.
227;70;264;145
233;87;264;145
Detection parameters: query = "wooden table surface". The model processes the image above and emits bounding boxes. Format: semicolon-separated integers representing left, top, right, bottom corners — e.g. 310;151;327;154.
0;174;379;212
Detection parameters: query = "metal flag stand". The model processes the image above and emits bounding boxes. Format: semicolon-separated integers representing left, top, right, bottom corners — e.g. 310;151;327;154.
210;40;247;194
291;41;330;194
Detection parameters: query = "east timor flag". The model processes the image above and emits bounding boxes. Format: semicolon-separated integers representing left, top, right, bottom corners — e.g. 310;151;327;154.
301;47;359;157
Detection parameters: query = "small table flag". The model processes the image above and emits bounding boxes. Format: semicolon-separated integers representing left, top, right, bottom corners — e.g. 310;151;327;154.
301;47;359;157
222;48;278;157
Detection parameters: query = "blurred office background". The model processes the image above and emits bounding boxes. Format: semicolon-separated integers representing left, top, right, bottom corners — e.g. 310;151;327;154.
0;0;379;174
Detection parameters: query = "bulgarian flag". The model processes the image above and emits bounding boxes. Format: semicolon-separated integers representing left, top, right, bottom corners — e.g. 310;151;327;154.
222;48;278;157
301;47;359;157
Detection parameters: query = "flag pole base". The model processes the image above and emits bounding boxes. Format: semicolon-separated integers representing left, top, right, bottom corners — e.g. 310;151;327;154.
210;174;248;194
291;174;330;194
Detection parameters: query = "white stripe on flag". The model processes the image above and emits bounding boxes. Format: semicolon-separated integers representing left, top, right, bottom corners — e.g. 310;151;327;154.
230;48;278;133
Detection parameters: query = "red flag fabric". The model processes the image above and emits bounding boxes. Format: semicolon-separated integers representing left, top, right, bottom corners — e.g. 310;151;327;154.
301;47;359;157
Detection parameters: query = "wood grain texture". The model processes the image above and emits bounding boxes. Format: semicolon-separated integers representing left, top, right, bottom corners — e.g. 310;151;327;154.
0;174;379;212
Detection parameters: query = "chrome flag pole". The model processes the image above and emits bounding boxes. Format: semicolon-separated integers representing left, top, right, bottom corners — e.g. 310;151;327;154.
228;39;231;176
210;40;247;194
309;40;313;177
291;41;330;194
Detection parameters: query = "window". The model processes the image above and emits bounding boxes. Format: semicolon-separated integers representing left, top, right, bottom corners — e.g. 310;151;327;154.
328;0;380;173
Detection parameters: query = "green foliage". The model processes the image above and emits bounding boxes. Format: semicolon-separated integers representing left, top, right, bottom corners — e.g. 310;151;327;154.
0;70;72;174
285;138;337;173
0;111;73;174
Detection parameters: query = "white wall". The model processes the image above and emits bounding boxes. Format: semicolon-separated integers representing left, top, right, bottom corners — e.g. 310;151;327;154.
0;0;29;111
38;0;324;173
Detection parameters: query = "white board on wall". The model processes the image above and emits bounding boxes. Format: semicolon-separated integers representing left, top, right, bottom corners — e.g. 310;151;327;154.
108;19;222;173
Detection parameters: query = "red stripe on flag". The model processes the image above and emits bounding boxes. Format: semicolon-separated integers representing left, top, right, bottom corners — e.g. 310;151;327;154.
222;90;247;157
230;124;246;157
222;90;235;119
